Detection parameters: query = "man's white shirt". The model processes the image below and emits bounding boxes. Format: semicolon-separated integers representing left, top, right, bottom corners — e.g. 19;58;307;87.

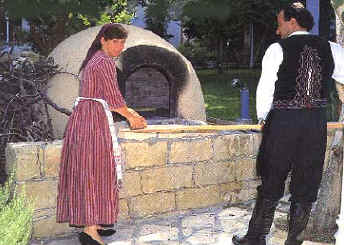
256;31;344;120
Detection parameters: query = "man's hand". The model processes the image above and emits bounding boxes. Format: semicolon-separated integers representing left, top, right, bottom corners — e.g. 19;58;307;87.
258;119;266;126
336;82;344;103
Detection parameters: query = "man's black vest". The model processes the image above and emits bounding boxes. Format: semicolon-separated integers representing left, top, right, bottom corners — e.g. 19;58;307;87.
273;34;334;109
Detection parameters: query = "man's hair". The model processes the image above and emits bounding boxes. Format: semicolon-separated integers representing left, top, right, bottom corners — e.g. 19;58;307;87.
280;2;314;31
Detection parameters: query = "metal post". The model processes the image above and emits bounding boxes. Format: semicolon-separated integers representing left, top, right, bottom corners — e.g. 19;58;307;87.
306;0;319;35
231;78;251;123
240;88;250;120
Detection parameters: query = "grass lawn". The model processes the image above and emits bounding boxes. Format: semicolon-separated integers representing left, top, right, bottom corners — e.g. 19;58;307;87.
197;68;340;122
197;68;261;122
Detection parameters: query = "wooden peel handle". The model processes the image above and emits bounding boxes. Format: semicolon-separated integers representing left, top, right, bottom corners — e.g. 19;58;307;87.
327;122;344;129
120;122;344;134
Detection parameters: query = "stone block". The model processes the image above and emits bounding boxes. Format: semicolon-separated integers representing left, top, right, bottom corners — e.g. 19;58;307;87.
6;143;43;181
5;145;16;174
169;139;212;163
129;192;175;217
327;135;332;148
141;165;193;193
253;133;262;156
33;208;55;220
122;142;167;169
118;131;157;140
213;134;240;161
194;161;235;186
44;142;62;178
176;185;221;210
239;134;254;156
158;132;215;139
118;199;130;220
120;171;142;198
246;179;262;189
18;180;58;210
219;182;243;203
235;159;256;181
219;182;242;193
32;215;75;238
238;188;257;202
136;223;179;244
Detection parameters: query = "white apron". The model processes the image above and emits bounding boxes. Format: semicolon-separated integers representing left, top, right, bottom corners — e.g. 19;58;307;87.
74;97;123;182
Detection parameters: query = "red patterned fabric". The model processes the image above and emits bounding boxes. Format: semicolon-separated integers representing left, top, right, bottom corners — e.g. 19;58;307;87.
56;50;125;226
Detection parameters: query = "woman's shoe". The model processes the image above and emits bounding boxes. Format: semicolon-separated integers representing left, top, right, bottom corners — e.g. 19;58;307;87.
97;228;116;236
79;232;107;245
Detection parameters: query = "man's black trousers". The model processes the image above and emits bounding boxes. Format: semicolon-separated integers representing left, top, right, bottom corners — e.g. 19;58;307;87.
257;108;327;203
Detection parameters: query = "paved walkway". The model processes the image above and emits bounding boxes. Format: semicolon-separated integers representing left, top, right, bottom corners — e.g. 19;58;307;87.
30;201;335;245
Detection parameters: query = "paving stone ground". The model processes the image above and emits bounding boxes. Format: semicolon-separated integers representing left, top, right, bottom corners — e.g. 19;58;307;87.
30;201;334;245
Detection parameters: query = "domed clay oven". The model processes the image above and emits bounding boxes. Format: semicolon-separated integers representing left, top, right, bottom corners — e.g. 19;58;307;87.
47;24;206;138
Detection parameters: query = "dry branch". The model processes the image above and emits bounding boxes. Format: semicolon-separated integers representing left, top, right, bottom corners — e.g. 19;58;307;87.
0;52;74;182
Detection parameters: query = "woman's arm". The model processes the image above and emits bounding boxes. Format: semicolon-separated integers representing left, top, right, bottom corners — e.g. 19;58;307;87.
95;58;147;129
111;106;147;129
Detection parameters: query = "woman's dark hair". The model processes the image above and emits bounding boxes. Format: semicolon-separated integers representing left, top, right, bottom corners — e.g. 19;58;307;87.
280;2;314;31
79;23;128;73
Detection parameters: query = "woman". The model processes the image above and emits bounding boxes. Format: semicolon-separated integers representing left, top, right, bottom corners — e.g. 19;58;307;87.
56;24;146;245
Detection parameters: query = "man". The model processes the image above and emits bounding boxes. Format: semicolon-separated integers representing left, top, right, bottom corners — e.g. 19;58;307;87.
232;2;344;245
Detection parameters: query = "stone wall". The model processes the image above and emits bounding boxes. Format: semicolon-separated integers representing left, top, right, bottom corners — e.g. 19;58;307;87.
4;129;335;239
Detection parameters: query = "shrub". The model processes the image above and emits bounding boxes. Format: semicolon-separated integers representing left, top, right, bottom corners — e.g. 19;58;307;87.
0;174;34;245
178;42;215;67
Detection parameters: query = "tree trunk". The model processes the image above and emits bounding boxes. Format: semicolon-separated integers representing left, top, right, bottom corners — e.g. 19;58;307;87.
216;37;224;74
303;144;343;242
249;23;254;69
302;2;344;242
254;27;269;67
240;25;250;67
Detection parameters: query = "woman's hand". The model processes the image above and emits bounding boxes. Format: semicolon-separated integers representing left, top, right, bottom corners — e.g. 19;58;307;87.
127;111;147;130
112;106;147;129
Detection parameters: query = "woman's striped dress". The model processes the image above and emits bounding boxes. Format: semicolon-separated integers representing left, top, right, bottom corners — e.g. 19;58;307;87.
56;50;125;226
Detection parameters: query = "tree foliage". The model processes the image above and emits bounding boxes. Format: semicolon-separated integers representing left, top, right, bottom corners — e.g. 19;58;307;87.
332;0;344;10
331;0;344;46
3;0;134;55
144;0;174;40
138;0;186;41
331;0;344;26
181;0;289;67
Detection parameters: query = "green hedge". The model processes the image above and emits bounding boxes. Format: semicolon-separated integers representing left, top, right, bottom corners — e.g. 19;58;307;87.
0;174;34;245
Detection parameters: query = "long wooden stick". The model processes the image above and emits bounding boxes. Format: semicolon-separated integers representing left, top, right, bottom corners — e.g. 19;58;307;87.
120;122;344;134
